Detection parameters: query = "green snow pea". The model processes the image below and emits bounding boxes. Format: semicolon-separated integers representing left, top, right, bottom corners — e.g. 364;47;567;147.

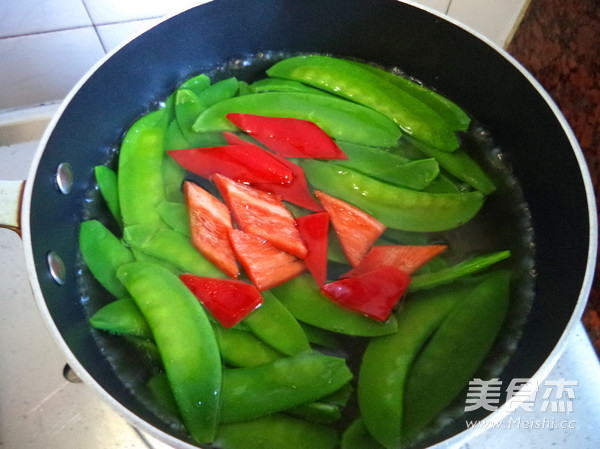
267;55;459;151
215;414;339;449
162;154;186;203
302;160;485;232
157;201;190;236
118;108;169;228
117;261;221;443
287;401;342;424
212;325;283;368
124;335;162;366
242;290;311;356
219;351;352;423
79;220;134;298
358;281;480;449
342;419;385;449
270;274;398;337
406;137;496;194
250;77;331;96
147;373;181;418
123;224;224;278
89;297;151;339
130;246;182;275
178;73;211;95
175;77;239;142
94;165;121;226
408;250;511;291
192;91;401;147
300;322;343;350
421;172;462;193
164;120;190;151
334;141;440;190
403;270;511;440
349;60;471;131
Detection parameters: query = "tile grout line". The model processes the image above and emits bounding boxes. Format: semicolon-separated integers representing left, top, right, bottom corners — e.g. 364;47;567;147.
79;0;107;53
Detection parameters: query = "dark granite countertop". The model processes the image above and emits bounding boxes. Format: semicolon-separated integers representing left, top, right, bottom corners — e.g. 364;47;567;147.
507;0;600;356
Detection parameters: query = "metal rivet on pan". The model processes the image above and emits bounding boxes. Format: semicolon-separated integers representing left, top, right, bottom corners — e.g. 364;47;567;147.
62;364;82;383
56;162;73;194
47;251;66;285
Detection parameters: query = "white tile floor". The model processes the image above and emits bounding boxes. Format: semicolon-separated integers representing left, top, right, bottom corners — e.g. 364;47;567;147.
0;0;528;113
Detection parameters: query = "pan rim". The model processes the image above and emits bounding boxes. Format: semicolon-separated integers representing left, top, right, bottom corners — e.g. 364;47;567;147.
18;0;599;447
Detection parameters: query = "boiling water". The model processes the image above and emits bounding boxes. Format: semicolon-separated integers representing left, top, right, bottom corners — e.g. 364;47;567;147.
77;52;536;447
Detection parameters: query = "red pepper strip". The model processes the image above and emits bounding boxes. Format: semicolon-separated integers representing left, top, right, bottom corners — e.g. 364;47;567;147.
213;173;308;258
343;244;448;278
255;156;323;212
180;274;263;329
315;190;386;267
321;266;411;322
296;212;330;287
229;229;307;291
167;144;294;184
222;132;323;211
184;181;239;279
226;113;348;160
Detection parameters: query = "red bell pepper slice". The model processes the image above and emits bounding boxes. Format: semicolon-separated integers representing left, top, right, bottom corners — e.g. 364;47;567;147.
254;155;323;211
226;113;348;159
184;181;239;278
228;229;307;291
180;274;263;328
343;244;448;278
223;131;324;211
315;190;386;267
213;173;307;258
296;211;330;286
167;144;294;184
321;266;411;322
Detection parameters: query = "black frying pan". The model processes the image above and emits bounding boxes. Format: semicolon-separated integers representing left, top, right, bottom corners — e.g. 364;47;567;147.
18;0;597;447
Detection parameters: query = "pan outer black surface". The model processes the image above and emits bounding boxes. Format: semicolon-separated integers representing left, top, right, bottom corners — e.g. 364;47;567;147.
25;0;594;447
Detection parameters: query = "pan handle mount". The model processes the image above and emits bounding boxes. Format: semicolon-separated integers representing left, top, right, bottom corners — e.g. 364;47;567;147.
0;180;25;236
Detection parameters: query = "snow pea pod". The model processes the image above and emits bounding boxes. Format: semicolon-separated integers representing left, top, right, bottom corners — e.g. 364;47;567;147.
79;220;134;298
118;108;169;228
286;401;341;424
406;136;496;194
270;274;398;337
408;250;511;291
358;281;477;449
219;351;352;423
147;373;181;418
157;201;190;236
212;325;283;368
123;224;225;278
267;55;459;151
164;119;190;151
192;91;401;147
302;160;485;232
94;165;121;226
250;77;331;96
89;297;151;339
215;414;339;449
162;154;186;203
117;261;221;443
341;419;385;449
403;270;511;439
242;290;311;356
349;60;471;131
334;141;439;190
175;77;239;141
178;73;211;95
